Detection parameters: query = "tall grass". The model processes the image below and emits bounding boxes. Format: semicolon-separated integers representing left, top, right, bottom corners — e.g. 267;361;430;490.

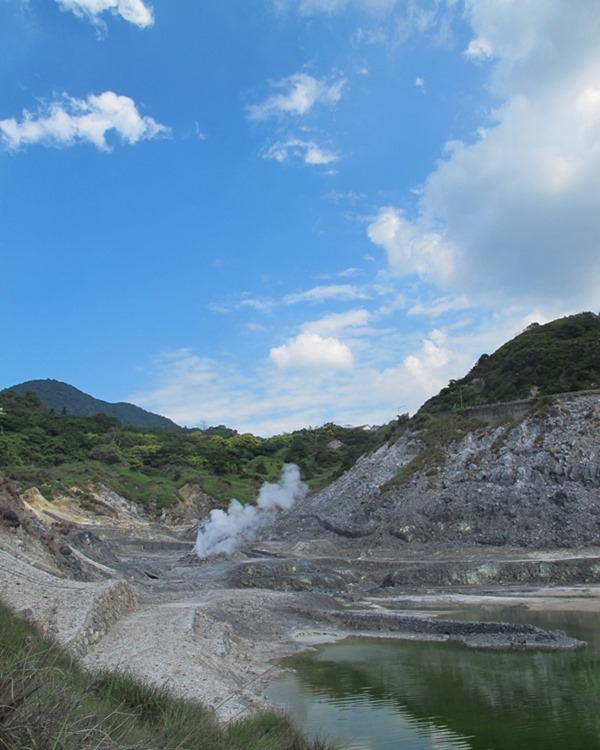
0;600;336;750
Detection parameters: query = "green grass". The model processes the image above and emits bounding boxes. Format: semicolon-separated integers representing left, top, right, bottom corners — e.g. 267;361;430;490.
0;599;336;750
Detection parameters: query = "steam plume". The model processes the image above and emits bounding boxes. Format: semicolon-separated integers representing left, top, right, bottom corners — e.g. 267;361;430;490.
194;464;307;558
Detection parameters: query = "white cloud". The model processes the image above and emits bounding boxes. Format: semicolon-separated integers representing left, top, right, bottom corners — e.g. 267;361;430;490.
246;322;268;333
238;297;273;312
369;325;477;413
209;285;371;316
408;295;471;318
208;294;275;315
367;207;456;286
461;0;600;97
304;143;338;165
276;0;398;16
129;350;256;428
464;37;493;61
129;347;362;434
248;73;344;120
194;122;207;141
338;266;362;277
284;283;370;304
270;332;354;370
130;308;549;436
280;0;452;47
131;354;345;435
302;308;371;336
248;73;343;170
324;190;365;205
55;0;154;28
404;329;451;385
367;1;600;311
0;91;169;151
263;138;339;166
123;0;600;437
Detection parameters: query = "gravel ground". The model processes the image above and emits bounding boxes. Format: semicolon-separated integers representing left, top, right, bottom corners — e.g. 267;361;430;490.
3;394;600;723
0;523;342;722
3;521;599;723
81;587;329;721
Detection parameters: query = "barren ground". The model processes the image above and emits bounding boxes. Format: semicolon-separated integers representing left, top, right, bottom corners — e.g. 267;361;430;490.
2;511;600;723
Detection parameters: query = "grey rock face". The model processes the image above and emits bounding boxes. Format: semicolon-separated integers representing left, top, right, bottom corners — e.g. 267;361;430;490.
270;394;600;550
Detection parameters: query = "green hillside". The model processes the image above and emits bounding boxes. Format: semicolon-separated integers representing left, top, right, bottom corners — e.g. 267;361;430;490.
3;312;599;509
0;389;380;509
3;379;180;430
418;312;600;415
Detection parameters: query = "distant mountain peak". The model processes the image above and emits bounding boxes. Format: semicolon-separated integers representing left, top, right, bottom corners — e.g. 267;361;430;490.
2;379;180;430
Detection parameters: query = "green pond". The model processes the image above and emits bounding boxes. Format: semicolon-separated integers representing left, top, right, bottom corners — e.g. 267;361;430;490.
265;607;600;749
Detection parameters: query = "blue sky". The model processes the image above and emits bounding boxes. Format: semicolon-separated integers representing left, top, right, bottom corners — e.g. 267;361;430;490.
2;0;599;436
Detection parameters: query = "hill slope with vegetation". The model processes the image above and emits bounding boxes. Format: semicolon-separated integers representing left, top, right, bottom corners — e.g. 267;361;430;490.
3;379;180;430
418;312;600;414
266;312;600;551
2;313;599;513
0;388;381;510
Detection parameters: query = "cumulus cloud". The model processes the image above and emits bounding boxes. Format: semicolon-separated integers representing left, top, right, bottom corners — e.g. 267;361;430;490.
370;320;504;413
262;138;339;166
367;207;456;285
55;0;154;28
270;332;354;370
130;307;547;436
368;0;600;311
403;329;451;385
0;91;169;151
129;347;360;435
125;1;600;436
464;37;493;61
248;72;344;120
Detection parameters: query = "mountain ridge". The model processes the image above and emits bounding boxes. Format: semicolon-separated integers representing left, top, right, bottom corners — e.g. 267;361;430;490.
2;379;180;430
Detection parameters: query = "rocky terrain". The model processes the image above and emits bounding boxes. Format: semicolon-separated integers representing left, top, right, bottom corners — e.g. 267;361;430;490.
271;393;600;552
1;391;600;721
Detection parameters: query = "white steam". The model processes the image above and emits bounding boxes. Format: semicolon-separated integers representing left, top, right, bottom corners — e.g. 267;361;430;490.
194;464;307;559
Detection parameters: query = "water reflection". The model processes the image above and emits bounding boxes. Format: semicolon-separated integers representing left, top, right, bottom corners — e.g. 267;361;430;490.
266;609;600;750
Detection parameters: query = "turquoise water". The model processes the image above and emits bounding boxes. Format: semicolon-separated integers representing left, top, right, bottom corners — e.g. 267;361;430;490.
265;608;600;749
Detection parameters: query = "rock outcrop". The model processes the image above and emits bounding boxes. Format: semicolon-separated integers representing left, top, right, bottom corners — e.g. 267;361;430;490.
270;393;600;551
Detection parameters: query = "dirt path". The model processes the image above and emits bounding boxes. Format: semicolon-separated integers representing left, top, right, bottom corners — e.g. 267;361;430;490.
82;589;305;721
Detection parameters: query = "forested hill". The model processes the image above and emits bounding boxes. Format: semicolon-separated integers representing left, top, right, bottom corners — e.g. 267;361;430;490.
0;389;379;509
418;312;600;415
2;379;180;430
2;312;599;512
